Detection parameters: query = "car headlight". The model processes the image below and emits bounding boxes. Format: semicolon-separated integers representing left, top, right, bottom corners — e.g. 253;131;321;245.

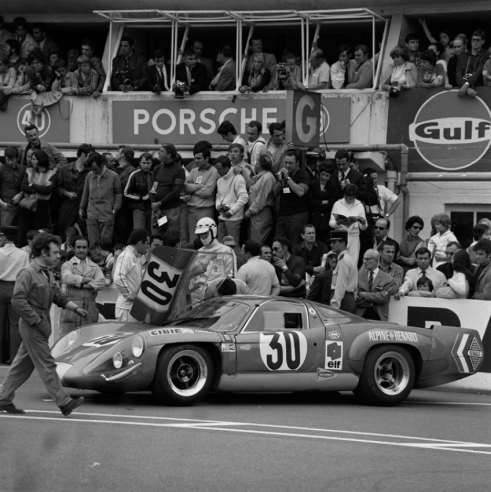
113;352;123;369
131;336;145;358
52;329;81;358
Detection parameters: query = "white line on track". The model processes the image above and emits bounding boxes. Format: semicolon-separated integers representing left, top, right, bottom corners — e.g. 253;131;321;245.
2;410;491;455
410;401;491;406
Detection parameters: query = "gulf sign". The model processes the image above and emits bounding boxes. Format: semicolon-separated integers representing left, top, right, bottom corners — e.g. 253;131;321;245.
387;88;491;172
112;94;350;145
409;90;491;170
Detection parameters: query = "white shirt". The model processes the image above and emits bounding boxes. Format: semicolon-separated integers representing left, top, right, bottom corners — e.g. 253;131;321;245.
399;267;446;295
370;185;398;215
233;135;248;153
308;61;330;89
0;243;29;281
114;245;144;310
248;137;266;169
237;256;279;295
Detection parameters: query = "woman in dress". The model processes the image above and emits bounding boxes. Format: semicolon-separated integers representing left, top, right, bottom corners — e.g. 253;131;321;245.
379;46;418;93
329;183;367;264
399;216;425;274
308;161;335;244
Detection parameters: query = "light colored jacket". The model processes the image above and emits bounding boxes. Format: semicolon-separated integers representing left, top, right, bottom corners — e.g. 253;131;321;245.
379;61;418;89
216;169;248;221
248;171;276;215
61;256;105;300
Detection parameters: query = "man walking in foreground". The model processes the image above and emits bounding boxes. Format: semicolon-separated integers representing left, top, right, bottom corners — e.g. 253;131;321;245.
0;233;88;416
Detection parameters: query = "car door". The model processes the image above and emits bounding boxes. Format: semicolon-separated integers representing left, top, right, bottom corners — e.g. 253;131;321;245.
235;299;325;374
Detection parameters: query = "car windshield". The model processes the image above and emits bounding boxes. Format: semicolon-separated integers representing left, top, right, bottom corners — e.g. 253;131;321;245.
165;299;250;332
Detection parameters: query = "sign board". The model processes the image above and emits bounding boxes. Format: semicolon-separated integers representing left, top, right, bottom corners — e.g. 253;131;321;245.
388;297;491;372
112;95;350;145
0;98;70;142
131;246;196;325
387;88;491;172
285;90;321;147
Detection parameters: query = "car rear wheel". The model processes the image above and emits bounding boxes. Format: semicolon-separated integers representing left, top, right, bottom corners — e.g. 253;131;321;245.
152;344;213;406
353;345;415;406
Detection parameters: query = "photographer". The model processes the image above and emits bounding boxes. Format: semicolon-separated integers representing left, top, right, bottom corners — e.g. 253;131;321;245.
111;36;148;92
272;52;301;90
456;29;489;97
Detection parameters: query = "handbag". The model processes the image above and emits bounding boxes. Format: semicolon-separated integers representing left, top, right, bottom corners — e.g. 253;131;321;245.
18;195;38;212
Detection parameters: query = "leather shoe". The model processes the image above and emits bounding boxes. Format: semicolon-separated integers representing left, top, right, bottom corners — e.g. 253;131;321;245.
0;402;25;414
60;397;84;416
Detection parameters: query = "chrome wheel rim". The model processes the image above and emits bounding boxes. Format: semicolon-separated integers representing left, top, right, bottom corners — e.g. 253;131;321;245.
374;352;410;396
167;350;208;397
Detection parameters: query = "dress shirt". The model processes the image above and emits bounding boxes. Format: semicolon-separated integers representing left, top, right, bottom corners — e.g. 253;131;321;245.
399;267;446;295
0;244;29;281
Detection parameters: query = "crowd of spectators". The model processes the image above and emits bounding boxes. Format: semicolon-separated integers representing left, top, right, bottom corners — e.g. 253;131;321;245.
2;15;491;102
1;116;488;364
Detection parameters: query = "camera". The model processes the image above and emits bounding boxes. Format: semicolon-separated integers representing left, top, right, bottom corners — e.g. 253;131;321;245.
173;81;188;99
277;63;289;77
123;78;132;87
153;83;162;95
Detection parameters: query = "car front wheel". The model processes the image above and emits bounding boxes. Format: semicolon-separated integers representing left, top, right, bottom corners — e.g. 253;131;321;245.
152;344;213;406
354;345;415;406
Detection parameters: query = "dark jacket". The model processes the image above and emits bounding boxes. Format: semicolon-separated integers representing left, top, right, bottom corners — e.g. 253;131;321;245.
243;69;271;92
328;168;377;208
292;240;328;276
124;168;153;210
25;65;54;92
308;179;332;231
147;64;169;92
456;48;490;88
274;254;306;298
111;51;148;90
175;62;208;94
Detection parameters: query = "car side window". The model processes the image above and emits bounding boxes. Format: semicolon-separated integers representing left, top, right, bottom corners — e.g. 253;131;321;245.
242;301;308;333
315;305;353;325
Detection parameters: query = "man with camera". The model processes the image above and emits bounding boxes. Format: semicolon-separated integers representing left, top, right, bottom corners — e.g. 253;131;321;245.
111;36;148;92
456;29;489;97
272;52;301;90
274;150;310;249
174;48;208;96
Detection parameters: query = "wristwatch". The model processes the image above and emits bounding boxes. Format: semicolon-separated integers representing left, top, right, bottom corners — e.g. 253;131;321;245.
282;266;288;272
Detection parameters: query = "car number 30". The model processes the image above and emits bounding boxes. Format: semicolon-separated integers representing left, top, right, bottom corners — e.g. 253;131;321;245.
259;332;308;371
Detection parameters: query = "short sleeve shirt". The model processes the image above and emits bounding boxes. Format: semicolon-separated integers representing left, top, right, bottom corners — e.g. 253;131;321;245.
308;61;330;88
279;168;310;216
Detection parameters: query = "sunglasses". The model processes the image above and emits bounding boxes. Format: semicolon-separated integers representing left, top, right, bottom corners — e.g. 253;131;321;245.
472;38;483;42
411;225;422;230
374;226;387;230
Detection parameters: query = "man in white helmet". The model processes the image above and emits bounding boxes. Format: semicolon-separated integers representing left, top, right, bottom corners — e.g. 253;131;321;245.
189;217;237;302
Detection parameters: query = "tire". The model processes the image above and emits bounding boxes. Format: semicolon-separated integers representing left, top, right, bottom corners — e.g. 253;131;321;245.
353;345;415;406
152;344;213;406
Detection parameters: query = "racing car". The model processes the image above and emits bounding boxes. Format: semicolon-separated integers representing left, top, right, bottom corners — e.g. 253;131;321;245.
53;295;484;407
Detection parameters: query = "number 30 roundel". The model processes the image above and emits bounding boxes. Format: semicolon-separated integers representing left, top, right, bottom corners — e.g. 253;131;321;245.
259;331;308;371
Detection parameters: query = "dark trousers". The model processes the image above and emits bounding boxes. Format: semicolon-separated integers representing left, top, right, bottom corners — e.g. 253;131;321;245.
276;211;309;250
0;318;71;408
0;281;21;363
18;201;51;247
330;291;357;314
362;306;380;320
56;198;86;239
114;202;133;245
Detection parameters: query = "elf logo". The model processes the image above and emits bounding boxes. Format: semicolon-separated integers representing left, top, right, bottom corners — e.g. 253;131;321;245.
408;90;491;170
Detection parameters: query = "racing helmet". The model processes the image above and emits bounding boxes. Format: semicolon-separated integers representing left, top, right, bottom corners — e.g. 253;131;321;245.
195;217;217;240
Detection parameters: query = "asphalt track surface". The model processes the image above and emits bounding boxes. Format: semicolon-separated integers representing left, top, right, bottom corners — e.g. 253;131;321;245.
1;366;490;492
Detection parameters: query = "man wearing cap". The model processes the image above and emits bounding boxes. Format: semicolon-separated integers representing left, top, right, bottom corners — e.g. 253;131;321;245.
330;230;358;313
0;226;29;363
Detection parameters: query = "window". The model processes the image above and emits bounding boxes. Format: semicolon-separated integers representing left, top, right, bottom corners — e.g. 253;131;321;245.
314;305;355;325
446;205;491;249
242;301;308;332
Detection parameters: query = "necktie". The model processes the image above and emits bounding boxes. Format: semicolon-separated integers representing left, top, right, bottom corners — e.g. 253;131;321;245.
368;270;374;292
420;271;427;278
187;68;192;87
